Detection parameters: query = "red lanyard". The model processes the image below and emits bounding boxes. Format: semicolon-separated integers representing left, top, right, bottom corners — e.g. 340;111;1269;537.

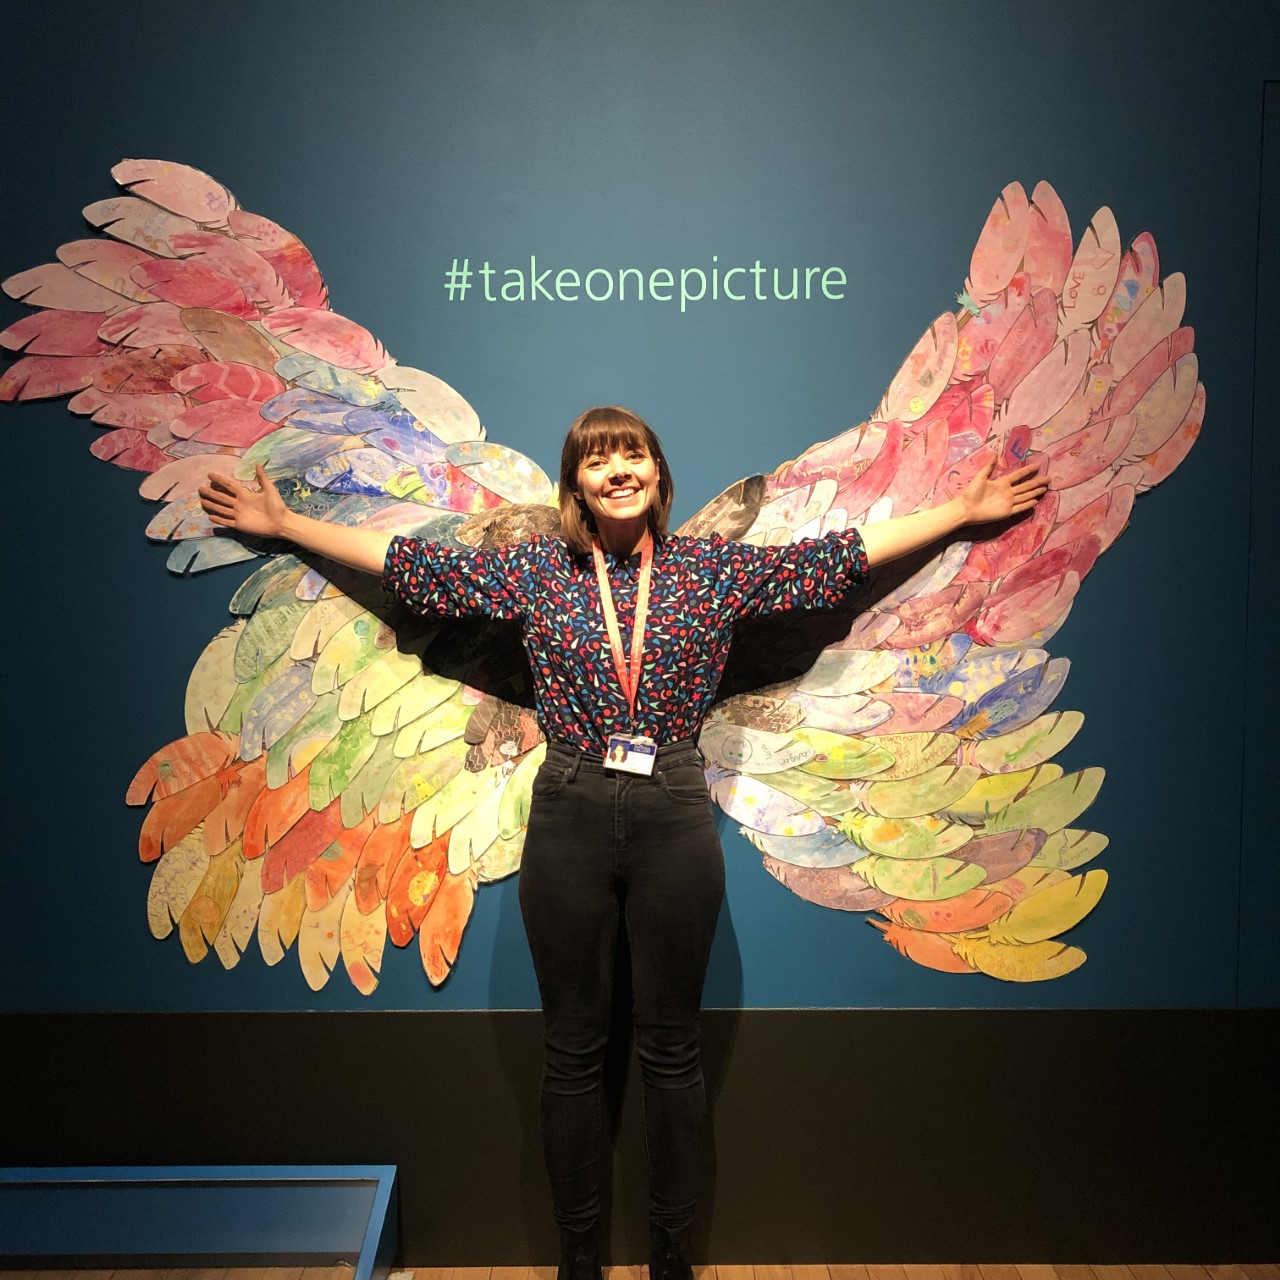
591;534;653;721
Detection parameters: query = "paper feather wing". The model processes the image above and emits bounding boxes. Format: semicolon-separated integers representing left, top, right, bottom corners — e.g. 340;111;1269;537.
2;159;559;993
682;180;1203;982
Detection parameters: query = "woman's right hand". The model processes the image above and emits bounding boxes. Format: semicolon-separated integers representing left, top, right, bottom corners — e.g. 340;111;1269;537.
199;464;289;539
198;462;394;575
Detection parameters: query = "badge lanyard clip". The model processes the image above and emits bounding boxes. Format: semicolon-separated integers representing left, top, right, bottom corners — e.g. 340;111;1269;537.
592;535;653;724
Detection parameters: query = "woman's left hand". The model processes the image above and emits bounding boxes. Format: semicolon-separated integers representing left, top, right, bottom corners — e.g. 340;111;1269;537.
960;459;1049;526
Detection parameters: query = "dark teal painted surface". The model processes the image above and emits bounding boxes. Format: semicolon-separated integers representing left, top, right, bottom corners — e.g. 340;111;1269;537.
0;1165;396;1268
1239;79;1280;1009
0;1;1274;1010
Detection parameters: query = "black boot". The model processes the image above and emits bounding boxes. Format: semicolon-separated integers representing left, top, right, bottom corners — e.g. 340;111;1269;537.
558;1223;602;1280
649;1222;693;1280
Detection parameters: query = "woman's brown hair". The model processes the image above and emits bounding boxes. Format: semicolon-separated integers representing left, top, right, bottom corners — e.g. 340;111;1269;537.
558;406;674;553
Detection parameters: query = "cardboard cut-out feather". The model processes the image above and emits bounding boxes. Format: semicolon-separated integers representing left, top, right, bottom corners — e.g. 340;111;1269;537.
1;161;1202;990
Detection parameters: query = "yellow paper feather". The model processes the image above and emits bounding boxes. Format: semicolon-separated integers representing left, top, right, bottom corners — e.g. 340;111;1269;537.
867;763;980;818
298;872;353;991
981;869;1108;944
213;855;265;969
951;933;1087;981
337;645;426;721
946;763;1063;823
1030;828;1109;870
147;827;208;940
445;772;507;873
184;623;244;734
312;614;396;694
368;670;460;736
983;766;1104;835
257;872;307;965
288;595;365;662
178;842;242;962
340;890;387;996
855;731;961;781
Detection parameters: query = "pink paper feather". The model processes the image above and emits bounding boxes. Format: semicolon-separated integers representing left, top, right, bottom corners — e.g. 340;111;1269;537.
83;196;198;258
227;209;329;310
955;275;1030;379
998;330;1091;433
1104;327;1195;419
169;398;275;447
1122;355;1199;461
112;159;237;228
925;382;994;467
1024;181;1073;294
170;360;287;403
1042;486;1134;558
1136;385;1203;491
956;491;1059;585
0;355;103;400
1043;415;1136;490
0;309;112;356
1095;232;1160;353
145;493;216;541
69;387;186;430
864;691;964;734
260;307;388;374
888;417;950;516
1107;273;1187;382
3;262;132;313
988;289;1058;406
168;231;292;313
877;314;958;423
89;427;170;472
1056;207;1122;339
1001;539;1100;605
885;583;989;649
98;302;208;350
775;423;873;489
94;345;205;395
140;453;233;501
56;239;158;303
966;182;1030;307
130;259;257;317
925;440;997;509
968;576;1075;646
833;421;903;520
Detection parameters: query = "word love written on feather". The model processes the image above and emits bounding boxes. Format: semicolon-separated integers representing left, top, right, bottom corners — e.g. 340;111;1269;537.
442;254;848;311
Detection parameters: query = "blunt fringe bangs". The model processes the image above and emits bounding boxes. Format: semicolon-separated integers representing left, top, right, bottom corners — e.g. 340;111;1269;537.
559;406;674;553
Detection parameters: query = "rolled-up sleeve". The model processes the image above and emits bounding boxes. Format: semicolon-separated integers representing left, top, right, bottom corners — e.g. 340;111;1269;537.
716;527;869;619
382;535;529;621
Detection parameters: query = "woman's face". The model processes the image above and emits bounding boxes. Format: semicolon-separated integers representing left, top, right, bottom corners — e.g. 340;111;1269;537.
575;440;661;530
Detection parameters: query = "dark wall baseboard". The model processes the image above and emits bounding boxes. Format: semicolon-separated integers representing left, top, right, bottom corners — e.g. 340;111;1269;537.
3;1009;1275;1264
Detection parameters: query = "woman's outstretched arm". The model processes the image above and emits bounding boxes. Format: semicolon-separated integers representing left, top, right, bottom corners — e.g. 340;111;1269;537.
198;465;393;576
857;459;1048;568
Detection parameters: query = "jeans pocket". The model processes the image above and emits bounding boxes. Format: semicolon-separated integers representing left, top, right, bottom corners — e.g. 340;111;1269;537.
657;763;710;805
530;764;571;800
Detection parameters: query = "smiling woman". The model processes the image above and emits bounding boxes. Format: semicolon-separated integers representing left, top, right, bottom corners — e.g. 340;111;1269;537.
558;405;675;556
195;393;1042;1280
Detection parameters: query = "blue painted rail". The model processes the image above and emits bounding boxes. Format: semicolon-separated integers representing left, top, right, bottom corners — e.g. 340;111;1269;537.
0;1164;397;1276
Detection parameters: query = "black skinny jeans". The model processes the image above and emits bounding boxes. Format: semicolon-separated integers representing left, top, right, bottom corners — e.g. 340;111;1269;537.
518;738;726;1235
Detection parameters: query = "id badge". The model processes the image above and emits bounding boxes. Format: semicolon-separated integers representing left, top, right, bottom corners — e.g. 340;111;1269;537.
605;733;657;776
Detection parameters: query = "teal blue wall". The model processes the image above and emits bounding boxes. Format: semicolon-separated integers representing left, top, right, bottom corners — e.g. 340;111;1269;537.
1;0;1274;1011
